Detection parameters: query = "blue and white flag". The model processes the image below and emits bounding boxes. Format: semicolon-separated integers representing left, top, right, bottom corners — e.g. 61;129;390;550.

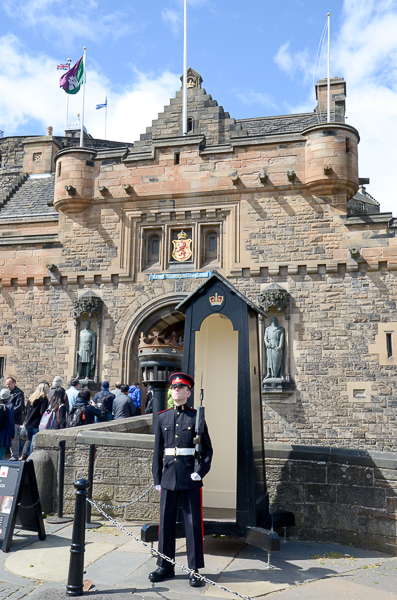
96;99;107;110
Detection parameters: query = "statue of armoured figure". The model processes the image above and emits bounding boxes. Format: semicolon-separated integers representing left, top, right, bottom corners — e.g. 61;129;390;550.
77;320;96;379
264;317;285;380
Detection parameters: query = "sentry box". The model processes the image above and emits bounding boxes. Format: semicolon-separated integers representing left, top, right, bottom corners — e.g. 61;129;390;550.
142;272;294;553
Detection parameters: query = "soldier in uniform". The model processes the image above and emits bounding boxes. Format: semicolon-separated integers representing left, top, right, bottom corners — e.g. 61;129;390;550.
149;372;213;587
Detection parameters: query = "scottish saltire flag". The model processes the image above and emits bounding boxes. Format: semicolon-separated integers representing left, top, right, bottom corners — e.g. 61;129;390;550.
96;99;107;109
57;63;70;70
59;57;84;94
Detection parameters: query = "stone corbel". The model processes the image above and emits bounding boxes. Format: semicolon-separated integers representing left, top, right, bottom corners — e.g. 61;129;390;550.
258;283;291;313
73;291;103;327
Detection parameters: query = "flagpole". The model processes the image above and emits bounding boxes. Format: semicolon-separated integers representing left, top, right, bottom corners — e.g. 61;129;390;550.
80;47;87;147
105;89;108;141
182;0;187;136
327;12;331;123
65;58;71;133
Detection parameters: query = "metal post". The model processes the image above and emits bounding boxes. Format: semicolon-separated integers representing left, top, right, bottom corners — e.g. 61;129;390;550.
58;440;66;518
66;479;90;597
86;444;100;529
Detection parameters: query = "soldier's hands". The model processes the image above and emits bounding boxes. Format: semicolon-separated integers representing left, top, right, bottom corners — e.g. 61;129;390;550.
155;485;161;492
191;472;201;481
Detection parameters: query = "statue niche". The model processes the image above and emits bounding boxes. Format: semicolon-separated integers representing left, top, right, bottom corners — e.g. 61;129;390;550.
264;317;285;381
73;292;103;383
258;283;295;399
77;320;96;379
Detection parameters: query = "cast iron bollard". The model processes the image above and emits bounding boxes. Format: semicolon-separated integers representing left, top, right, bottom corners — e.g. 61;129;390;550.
58;440;66;518
66;479;90;597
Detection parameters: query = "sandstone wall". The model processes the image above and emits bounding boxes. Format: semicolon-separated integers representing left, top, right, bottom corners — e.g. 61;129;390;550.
33;429;397;556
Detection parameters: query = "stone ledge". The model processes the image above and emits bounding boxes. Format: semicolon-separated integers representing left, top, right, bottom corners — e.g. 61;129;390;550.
265;442;397;469
0;233;59;245
343;213;393;226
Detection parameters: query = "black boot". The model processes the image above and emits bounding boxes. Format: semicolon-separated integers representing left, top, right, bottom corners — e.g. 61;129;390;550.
189;570;202;587
149;566;175;583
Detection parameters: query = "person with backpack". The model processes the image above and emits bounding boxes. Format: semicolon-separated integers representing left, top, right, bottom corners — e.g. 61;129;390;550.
21;382;49;459
67;389;101;427
0;389;15;460
93;381;115;423
39;386;68;431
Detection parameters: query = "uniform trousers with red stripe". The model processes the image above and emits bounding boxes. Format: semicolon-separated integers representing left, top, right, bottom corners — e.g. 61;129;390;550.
158;487;204;570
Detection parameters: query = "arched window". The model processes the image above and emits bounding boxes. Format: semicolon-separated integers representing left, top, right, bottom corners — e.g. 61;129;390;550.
187;117;193;133
148;234;160;264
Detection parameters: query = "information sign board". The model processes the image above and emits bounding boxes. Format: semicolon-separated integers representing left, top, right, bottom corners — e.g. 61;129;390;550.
0;460;46;552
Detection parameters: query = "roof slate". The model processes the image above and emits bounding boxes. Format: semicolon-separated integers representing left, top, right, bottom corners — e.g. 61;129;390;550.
236;111;334;136
0;174;57;218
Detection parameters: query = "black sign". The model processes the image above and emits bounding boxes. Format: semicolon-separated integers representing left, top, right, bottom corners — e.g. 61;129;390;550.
0;460;46;552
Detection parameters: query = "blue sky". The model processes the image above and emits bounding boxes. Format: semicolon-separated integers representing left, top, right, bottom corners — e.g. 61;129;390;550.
1;0;397;213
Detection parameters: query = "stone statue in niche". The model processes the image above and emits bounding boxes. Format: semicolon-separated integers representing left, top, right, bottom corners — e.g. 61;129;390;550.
76;320;96;379
264;317;285;380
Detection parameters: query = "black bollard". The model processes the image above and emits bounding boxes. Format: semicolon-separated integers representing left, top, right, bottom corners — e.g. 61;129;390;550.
66;478;90;597
58;440;66;518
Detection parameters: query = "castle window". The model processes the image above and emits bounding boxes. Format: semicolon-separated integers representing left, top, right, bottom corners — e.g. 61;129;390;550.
346;138;351;153
58;162;62;177
148;234;160;264
0;357;5;378
174;152;180;165
201;226;220;267
187;117;193;133
387;333;393;358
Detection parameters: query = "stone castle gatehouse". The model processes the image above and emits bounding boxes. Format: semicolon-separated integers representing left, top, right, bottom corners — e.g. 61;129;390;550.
1;71;396;450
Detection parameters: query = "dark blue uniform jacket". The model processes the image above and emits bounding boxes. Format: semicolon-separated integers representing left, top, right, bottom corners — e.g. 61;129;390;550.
152;404;213;491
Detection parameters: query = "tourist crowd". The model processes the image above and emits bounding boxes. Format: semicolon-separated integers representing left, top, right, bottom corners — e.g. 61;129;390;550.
0;376;153;461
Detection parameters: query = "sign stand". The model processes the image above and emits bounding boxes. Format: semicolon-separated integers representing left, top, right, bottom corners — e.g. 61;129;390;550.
0;460;46;552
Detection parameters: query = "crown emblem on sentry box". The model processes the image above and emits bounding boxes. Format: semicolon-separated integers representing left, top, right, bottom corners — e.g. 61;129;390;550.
209;293;224;306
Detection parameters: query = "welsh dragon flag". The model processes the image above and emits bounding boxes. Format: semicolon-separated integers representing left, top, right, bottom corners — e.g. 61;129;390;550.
59;57;84;94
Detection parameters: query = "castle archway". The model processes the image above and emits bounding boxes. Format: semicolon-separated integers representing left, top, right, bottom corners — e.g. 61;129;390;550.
120;294;187;385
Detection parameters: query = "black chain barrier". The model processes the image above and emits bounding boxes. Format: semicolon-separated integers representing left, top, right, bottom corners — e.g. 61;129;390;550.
87;495;252;600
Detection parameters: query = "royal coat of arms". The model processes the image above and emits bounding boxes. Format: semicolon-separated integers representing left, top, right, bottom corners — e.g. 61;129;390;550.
171;230;193;262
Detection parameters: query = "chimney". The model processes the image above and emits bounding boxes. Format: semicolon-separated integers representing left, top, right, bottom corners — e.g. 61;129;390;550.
315;77;346;123
47;126;53;137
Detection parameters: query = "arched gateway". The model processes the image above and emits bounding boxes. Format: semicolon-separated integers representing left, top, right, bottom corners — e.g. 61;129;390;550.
119;294;187;385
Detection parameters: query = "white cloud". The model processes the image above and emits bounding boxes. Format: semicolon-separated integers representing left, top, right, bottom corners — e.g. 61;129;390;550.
274;41;313;84
0;0;131;43
273;0;397;214
161;8;182;36
0;33;180;143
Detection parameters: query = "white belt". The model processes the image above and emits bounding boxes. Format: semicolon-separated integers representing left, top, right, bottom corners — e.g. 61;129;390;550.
164;448;195;456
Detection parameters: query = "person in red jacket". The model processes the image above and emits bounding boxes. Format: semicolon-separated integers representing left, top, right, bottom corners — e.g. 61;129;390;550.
149;373;213;587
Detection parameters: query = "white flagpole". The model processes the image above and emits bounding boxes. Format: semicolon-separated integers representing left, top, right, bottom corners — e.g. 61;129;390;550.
327;12;331;123
182;0;187;136
80;47;87;147
105;89;108;141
